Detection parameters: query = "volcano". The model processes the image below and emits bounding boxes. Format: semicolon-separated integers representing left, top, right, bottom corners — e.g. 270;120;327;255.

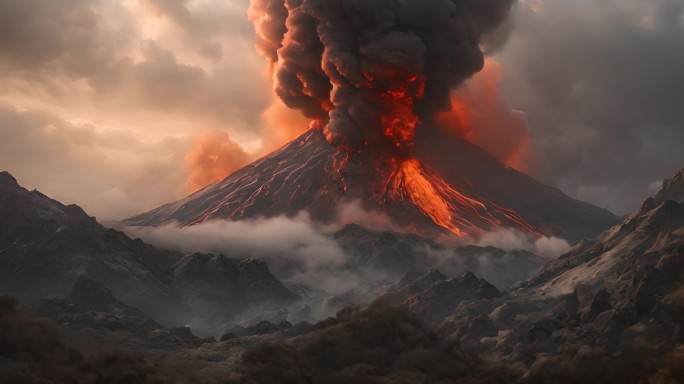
125;127;617;243
122;0;616;242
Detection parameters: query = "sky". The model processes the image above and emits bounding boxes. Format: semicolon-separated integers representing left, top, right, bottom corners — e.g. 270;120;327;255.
0;0;682;220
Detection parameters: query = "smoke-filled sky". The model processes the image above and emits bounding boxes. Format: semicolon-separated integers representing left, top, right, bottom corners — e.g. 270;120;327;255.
0;0;682;219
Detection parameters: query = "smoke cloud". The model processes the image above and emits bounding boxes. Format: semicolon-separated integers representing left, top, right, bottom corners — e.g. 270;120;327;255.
436;58;533;172
124;213;359;296
495;0;684;213
469;228;571;259
250;0;516;153
123;202;572;302
185;131;254;191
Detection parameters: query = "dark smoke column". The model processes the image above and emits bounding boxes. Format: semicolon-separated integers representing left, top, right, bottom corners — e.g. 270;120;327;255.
250;0;514;154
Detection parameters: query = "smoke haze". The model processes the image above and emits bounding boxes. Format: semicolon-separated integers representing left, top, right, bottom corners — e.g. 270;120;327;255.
123;203;570;300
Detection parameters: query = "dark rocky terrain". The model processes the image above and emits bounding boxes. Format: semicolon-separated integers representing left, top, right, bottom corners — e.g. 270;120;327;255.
332;224;549;287
368;169;684;381
1;169;682;383
0;171;297;333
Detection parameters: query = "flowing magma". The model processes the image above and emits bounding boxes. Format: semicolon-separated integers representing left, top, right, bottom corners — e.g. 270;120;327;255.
378;157;538;237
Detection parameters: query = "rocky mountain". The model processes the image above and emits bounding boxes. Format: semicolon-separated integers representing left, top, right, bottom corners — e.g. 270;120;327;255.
382;269;501;322
0;171;296;332
125;128;618;243
2;169;682;383
170;253;298;328
519;169;684;311
655;168;684;204
369;169;684;379
333;224;548;288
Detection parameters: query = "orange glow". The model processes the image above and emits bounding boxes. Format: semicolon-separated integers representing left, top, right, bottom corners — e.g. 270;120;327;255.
185;131;252;192
259;98;312;153
365;68;425;150
381;158;537;237
387;158;464;235
435;59;533;173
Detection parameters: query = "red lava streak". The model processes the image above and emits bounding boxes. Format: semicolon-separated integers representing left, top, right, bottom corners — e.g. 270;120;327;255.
365;68;425;150
380;158;537;237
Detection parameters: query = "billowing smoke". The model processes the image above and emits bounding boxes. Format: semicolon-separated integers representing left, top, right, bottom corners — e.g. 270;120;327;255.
436;58;533;172
185;131;253;191
250;0;515;154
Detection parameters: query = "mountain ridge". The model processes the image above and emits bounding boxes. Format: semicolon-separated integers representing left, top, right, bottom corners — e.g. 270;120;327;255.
0;171;297;333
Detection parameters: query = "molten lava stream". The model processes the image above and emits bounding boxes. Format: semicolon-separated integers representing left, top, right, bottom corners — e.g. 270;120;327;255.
384;158;537;237
386;158;465;236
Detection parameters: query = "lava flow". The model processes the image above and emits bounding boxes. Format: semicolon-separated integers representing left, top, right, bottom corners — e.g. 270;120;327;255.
377;157;537;237
364;65;535;237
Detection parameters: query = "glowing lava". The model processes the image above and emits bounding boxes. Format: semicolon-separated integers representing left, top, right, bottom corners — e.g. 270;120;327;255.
365;68;425;150
380;158;537;237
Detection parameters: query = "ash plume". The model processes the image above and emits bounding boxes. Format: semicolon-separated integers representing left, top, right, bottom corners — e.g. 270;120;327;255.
250;0;515;154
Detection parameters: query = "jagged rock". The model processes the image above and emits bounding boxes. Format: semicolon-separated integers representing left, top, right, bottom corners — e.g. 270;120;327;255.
219;332;237;342
226;325;249;337
29;276;163;336
252;320;279;335
468;316;498;339
0;172;298;331
582;289;613;322
632;276;659;316
171;254;298;315
64;275;119;313
380;268;448;305
169;326;200;345
556;289;580;314
403;271;501;322
291;304;316;324
655;169;684;204
290;321;314;334
489;302;523;325
148;329;191;346
527;317;564;342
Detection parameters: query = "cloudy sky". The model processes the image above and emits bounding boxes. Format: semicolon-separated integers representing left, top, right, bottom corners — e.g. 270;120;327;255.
0;0;682;220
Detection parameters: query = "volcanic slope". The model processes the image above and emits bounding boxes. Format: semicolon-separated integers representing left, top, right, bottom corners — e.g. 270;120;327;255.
126;128;618;242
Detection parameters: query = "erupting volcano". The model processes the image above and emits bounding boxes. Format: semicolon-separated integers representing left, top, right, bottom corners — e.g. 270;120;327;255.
126;0;619;242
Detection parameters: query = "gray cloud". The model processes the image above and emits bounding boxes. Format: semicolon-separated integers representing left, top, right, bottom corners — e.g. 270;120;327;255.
0;0;135;75
0;0;271;134
122;206;570;300
496;0;684;214
0;0;274;218
123;214;362;299
0;104;189;220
